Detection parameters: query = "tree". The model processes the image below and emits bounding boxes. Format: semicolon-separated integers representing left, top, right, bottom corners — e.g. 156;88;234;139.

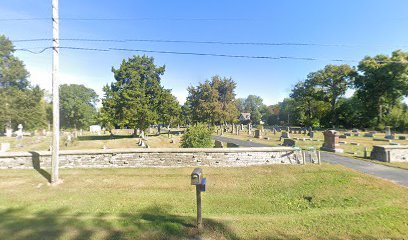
60;84;98;129
101;55;179;135
157;89;182;127
289;81;329;127
186;76;238;125
0;35;47;131
236;95;265;124
355;50;408;127
0;35;29;90
307;64;356;126
180;124;213;148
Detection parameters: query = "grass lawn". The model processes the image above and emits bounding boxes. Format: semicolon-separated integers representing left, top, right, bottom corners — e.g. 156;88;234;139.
1;165;408;239
220;130;408;169
0;130;183;152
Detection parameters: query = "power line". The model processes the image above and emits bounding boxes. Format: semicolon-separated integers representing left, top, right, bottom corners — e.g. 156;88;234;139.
15;46;408;64
0;17;251;22
14;46;355;62
12;38;408;48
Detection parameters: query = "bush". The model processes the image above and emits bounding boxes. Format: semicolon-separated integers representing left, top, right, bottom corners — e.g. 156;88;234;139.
180;124;213;148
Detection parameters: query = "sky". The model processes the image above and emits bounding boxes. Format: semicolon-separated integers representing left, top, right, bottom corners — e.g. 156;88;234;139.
1;0;408;106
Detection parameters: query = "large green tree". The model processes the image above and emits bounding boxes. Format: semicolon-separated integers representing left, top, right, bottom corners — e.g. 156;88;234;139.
307;64;356;126
186;75;238;125
101;55;179;135
236;95;265;124
290;81;330;127
60;84;98;129
0;35;47;131
355;50;408;127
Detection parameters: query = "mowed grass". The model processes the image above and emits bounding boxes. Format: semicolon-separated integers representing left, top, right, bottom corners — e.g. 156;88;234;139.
1;165;408;239
221;130;408;170
0;131;183;152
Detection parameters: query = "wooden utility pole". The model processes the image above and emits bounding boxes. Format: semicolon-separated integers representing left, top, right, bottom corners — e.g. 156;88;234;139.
51;0;60;183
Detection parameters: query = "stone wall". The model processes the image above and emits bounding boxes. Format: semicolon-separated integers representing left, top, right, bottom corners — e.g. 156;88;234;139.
0;147;305;169
370;145;408;163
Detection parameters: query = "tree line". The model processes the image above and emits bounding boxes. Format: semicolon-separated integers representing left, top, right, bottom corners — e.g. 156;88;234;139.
2;33;408;133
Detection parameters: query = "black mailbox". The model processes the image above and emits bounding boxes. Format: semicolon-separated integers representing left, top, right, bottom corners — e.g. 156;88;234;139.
191;168;203;185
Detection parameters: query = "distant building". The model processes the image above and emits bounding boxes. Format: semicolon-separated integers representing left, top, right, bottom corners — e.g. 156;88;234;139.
239;113;251;124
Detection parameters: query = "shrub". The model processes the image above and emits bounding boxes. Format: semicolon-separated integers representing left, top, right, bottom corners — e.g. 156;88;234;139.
180;124;213;148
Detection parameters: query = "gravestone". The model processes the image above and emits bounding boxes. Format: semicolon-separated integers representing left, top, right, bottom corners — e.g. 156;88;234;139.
227;142;239;148
5;127;12;137
240;124;244;131
282;139;296;147
214;140;224;148
364;132;375;137
309;131;314;138
254;129;262;139
16;124;23;140
399;136;407;140
321;130;344;153
273;128;276;135
0;143;10;152
89;125;101;134
384;126;391;138
281;132;290;139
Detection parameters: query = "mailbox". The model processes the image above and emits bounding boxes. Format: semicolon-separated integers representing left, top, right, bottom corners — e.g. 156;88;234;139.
191;168;203;185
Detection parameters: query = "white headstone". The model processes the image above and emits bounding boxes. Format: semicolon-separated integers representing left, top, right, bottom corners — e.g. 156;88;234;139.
0;143;10;152
89;125;101;133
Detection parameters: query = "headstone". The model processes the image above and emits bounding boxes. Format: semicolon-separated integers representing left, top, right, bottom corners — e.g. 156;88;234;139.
254;129;262;139
352;128;359;133
384;126;391;138
79;129;83;136
339;135;348;139
227;142;239;148
15;124;23;139
5;127;12;137
89;125;101;134
344;132;352;137
0;143;10;152
273;128;276;135
240;124;244;131
309;131;314;138
364;132;375;138
354;132;360;137
399;136;407;140
321;130;344;153
282;139;296;147
214;140;224;148
281;132;290;139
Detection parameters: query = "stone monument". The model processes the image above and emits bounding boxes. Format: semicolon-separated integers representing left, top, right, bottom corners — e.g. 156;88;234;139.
321;130;343;153
254;129;262;139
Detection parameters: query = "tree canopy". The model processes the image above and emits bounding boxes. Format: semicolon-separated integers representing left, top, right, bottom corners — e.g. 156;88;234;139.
100;55;180;134
0;35;47;131
60;84;98;129
186;75;238;125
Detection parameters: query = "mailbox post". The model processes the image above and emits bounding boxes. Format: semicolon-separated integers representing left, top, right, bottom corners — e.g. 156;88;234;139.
191;168;206;229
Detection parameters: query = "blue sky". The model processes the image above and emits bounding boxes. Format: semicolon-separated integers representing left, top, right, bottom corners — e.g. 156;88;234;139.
1;0;408;105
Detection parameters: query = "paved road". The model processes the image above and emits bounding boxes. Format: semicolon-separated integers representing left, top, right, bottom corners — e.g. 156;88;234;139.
213;136;408;187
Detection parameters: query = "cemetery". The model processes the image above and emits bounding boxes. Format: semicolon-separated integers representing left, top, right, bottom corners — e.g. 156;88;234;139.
2;3;408;237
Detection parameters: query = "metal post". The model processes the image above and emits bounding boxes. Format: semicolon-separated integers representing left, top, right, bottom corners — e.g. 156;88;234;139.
196;185;202;229
51;0;60;184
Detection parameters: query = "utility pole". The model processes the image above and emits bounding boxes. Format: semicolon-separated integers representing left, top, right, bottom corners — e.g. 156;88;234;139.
51;0;60;184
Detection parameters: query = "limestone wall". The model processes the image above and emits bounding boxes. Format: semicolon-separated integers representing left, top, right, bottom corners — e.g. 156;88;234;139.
0;147;304;169
370;145;408;163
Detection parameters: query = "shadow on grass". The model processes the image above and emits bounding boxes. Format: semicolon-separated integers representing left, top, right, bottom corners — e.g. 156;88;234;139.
78;135;134;141
29;151;51;183
0;205;239;240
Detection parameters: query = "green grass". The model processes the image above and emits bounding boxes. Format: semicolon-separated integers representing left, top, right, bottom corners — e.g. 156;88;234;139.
221;130;408;169
0;131;183;152
1;165;408;239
